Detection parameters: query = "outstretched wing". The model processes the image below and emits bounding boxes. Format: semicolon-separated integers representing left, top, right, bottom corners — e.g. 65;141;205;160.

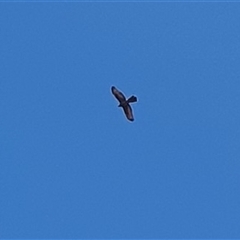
123;104;134;121
111;86;126;104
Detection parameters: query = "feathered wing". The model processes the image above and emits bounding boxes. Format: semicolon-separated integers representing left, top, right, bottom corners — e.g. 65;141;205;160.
111;86;126;104
123;104;134;121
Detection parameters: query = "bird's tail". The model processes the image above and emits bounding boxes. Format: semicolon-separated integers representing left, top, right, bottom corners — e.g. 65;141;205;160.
127;96;137;103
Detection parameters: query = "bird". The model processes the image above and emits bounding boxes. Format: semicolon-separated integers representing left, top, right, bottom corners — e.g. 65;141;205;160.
111;86;137;121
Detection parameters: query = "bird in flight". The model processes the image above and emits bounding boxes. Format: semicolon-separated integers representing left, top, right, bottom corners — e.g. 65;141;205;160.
111;86;137;121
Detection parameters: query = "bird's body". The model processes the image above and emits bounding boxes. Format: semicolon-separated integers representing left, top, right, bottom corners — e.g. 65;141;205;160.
111;86;137;121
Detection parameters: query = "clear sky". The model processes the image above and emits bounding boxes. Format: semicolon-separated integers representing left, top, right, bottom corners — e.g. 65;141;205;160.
1;2;240;239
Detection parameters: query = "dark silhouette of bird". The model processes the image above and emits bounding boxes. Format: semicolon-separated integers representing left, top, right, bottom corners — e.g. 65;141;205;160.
111;86;137;121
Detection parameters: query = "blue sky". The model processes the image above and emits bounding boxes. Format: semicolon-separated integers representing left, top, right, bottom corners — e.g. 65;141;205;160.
1;3;240;239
